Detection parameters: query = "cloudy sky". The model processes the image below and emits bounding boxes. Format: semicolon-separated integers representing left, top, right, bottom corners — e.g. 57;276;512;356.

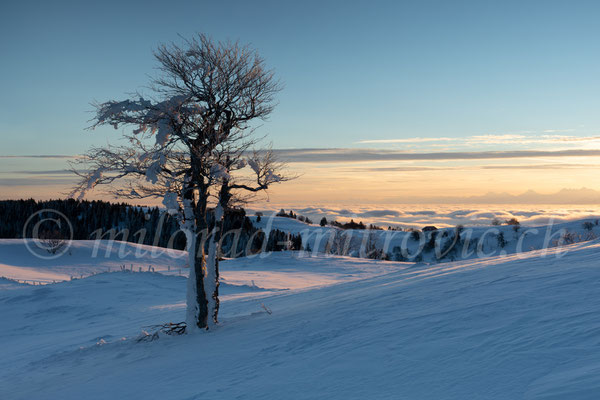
2;0;600;205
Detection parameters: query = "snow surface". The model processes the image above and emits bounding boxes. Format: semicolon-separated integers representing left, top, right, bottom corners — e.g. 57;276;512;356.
2;237;600;399
251;216;600;263
0;239;188;284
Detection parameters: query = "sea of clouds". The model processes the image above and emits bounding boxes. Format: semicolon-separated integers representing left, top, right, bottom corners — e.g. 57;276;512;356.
249;204;600;229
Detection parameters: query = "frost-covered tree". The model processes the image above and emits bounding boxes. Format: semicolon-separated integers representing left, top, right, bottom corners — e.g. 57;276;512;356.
70;34;285;331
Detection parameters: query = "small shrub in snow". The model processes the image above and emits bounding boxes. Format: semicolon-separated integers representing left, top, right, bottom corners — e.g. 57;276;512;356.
390;246;406;261
560;230;579;245
423;230;438;252
260;303;272;315
39;230;67;255
497;232;507;248
410;230;422;241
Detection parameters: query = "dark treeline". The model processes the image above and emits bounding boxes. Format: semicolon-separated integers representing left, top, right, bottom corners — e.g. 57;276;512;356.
0;199;301;256
327;218;383;231
276;209;385;231
0;198;184;248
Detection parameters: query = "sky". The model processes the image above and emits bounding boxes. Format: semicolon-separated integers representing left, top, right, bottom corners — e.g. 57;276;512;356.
2;0;600;206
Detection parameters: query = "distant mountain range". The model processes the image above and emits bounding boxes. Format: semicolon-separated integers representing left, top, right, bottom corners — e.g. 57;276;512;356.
396;188;600;204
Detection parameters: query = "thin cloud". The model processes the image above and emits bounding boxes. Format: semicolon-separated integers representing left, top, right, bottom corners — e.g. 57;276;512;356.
0;177;75;186
346;166;450;172
543;129;576;133
479;163;598;170
272;148;600;163
0;155;75;159
357;137;456;144
356;133;600;146
339;163;599;173
6;170;72;175
386;187;600;205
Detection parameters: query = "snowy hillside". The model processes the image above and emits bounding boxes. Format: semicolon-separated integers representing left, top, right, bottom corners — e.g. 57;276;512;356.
0;239;401;288
252;215;600;262
2;216;598;286
2;238;600;399
0;239;188;284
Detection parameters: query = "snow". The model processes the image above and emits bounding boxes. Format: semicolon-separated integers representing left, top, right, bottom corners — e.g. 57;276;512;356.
154;119;172;146
0;239;187;284
145;153;166;184
0;239;401;290
162;191;179;213
181;198;198;331
265;169;282;183
247;158;260;174
210;164;230;181
251;215;600;262
73;167;105;200
2;233;600;398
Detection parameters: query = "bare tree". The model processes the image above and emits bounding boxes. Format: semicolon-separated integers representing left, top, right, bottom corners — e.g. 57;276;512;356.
39;230;67;255
70;34;285;331
327;229;351;256
361;230;384;260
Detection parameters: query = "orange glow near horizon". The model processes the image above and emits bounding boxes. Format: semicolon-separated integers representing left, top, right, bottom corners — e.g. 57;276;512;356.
3;155;600;206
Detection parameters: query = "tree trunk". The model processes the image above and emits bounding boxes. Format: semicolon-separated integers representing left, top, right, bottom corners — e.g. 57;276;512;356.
205;203;221;328
205;181;231;327
183;179;209;331
192;248;209;329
